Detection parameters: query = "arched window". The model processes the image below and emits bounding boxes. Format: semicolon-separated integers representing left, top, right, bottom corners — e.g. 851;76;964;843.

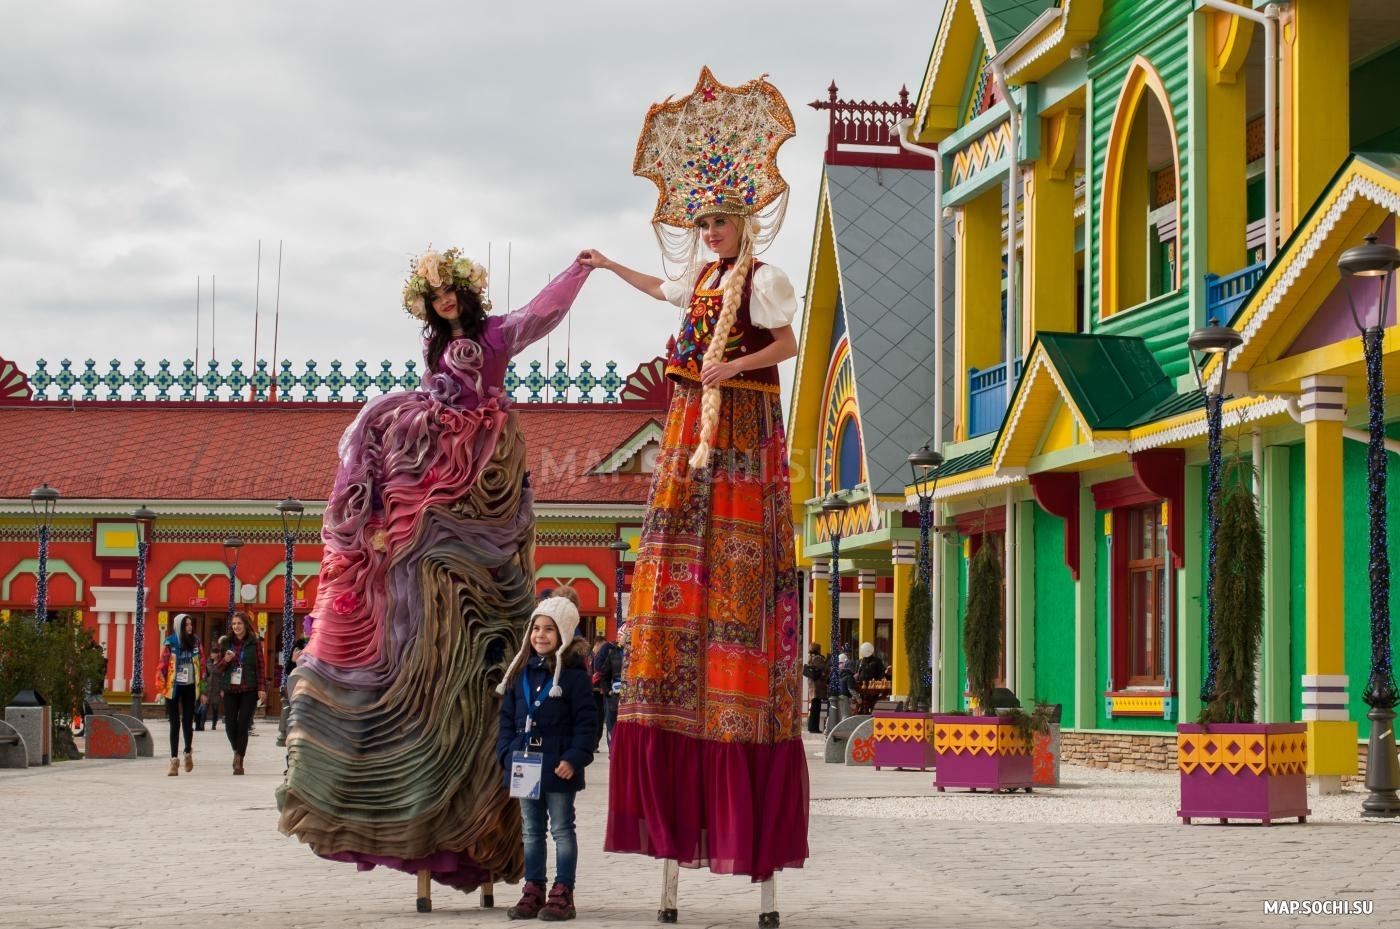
1101;57;1182;316
835;415;864;491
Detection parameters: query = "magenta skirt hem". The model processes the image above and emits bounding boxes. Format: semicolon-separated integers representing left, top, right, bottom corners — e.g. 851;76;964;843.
320;849;491;891
603;721;810;881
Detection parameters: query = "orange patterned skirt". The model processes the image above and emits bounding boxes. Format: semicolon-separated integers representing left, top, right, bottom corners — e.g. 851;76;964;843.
605;379;808;880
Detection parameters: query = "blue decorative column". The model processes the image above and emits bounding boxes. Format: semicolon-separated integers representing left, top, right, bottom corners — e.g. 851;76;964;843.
1186;321;1242;709
27;484;60;624
1338;234;1400;817
821;494;849;733
130;506;156;715
275;498;305;748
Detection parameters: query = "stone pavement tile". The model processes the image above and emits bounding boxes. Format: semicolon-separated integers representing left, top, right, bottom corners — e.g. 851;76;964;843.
2;726;1399;928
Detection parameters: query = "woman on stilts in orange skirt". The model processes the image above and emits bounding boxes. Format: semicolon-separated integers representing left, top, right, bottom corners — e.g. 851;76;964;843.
580;68;805;925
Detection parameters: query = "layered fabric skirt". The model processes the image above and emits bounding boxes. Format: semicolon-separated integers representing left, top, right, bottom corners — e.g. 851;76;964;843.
605;380;808;881
278;341;534;891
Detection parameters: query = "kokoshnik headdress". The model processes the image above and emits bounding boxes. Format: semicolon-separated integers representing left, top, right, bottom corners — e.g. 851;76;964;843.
403;246;492;320
633;66;797;272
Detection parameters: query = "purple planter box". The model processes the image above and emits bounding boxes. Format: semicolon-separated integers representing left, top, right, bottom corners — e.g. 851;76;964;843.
931;714;1034;792
872;711;937;771
1177;722;1310;825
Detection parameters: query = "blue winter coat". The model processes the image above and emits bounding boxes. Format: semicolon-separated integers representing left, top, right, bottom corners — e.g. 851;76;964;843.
496;652;597;794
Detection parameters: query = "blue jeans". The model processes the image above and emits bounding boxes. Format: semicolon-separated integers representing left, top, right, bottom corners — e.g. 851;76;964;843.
519;791;578;888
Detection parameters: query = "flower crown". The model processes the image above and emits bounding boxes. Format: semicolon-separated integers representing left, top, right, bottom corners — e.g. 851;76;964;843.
402;247;491;320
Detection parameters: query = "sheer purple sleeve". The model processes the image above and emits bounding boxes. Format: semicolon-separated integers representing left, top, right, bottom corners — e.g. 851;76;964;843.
498;260;593;357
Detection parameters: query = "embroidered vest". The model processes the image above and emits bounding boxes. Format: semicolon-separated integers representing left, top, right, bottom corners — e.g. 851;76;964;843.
664;259;779;393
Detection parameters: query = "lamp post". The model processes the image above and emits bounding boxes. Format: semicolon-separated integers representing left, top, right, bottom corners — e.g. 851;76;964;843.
27;483;60;624
1338;233;1400;817
822;493;850;732
276;499;305;684
609;538;630;635
275;498;305;748
221;536;245;625
130;505;157;715
908;444;944;710
1188;320;1243;707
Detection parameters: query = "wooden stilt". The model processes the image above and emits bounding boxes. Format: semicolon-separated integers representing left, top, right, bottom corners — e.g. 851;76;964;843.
657;858;679;923
758;876;780;928
480;881;495;908
416;869;432;913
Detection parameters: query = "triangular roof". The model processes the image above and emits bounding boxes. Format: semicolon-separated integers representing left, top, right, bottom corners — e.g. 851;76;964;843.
980;0;1062;51
1220;152;1400;394
826;164;940;495
0;403;660;507
991;332;1184;471
790;165;940;500
912;0;1060;141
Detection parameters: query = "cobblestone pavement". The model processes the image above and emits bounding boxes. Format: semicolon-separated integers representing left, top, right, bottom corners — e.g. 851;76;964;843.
2;728;1398;929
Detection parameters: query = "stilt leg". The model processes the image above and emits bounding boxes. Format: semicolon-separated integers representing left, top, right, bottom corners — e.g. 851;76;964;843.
480;881;494;908
416;869;432;913
657;859;679;923
758;876;779;927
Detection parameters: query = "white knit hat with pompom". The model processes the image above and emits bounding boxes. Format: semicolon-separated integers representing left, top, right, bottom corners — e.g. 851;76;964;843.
495;597;582;698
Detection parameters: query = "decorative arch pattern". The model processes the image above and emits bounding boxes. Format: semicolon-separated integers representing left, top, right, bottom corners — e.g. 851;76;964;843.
1100;56;1183;317
817;338;865;496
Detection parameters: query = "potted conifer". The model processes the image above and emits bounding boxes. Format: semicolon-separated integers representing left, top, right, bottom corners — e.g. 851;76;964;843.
873;542;937;771
932;539;1035;792
1177;463;1309;824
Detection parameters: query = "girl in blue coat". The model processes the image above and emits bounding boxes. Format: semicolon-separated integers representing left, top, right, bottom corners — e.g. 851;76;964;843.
496;596;597;921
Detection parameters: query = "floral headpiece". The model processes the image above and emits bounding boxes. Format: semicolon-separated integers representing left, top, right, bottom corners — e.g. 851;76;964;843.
402;247;491;320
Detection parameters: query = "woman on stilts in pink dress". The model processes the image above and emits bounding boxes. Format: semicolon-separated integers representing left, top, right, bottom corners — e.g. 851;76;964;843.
580;66;805;928
277;247;592;912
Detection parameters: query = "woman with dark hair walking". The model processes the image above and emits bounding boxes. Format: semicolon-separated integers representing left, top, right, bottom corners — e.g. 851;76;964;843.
155;612;202;775
218;610;266;775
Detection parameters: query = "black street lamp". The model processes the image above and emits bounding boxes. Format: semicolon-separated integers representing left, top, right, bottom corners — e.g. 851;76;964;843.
222;536;245;624
130;505;156;715
822;493;850;732
27;483;60;624
276;499;305;685
275;498;305;748
907;444;944;709
1188;319;1243;707
907;445;944;588
1338;232;1400;818
609;538;631;633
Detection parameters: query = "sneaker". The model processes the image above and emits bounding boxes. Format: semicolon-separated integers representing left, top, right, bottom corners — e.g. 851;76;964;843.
538;883;575;921
507;881;546;920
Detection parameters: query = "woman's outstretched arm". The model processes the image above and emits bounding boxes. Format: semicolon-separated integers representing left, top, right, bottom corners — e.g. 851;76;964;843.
499;259;594;356
577;249;666;301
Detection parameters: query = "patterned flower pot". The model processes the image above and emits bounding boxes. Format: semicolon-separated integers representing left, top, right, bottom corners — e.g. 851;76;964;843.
1176;722;1310;825
872;711;937;771
932;714;1034;792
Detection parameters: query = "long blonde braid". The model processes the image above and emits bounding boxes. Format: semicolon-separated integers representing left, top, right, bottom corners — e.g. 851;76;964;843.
688;222;755;470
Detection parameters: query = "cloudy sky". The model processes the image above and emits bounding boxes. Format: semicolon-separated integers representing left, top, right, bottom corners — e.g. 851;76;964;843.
2;1;940;400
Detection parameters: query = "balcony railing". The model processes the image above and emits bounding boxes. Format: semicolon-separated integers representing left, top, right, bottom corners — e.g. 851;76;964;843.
1204;260;1267;325
968;357;1023;438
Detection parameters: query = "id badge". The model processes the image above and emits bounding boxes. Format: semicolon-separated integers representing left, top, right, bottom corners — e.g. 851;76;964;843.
175;666;193;685
230;667;243;686
509;751;543;799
